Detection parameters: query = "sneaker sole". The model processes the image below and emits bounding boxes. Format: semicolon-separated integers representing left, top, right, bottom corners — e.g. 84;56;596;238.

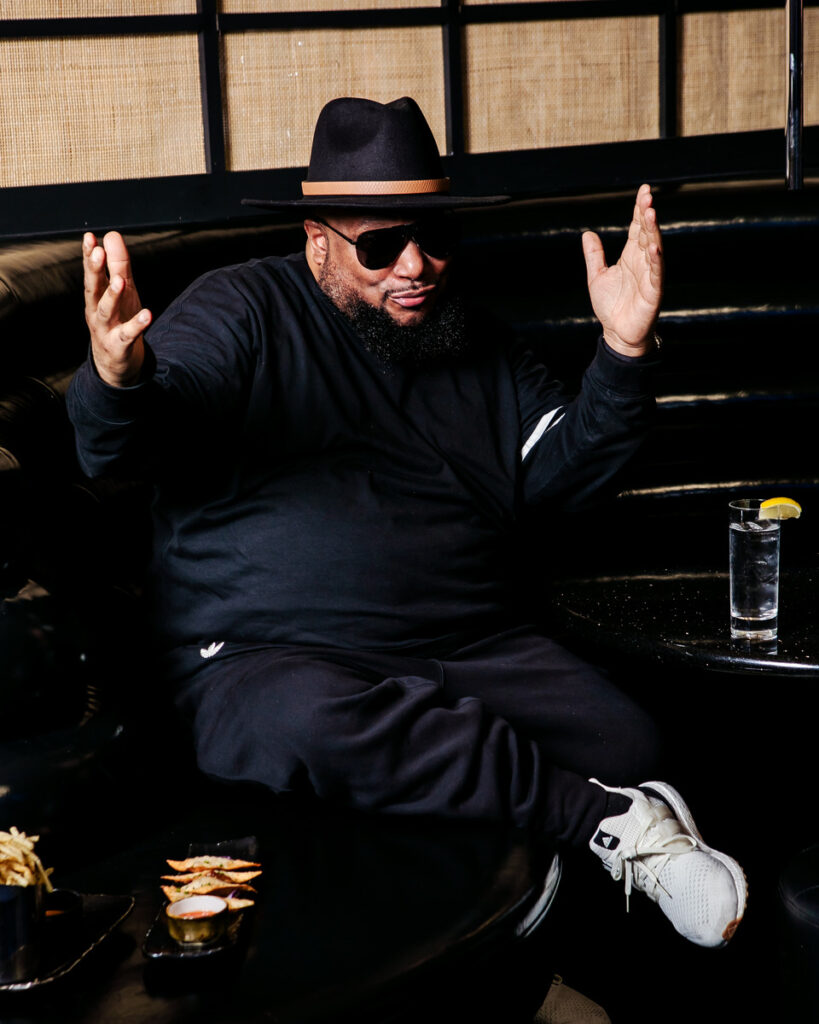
641;779;748;945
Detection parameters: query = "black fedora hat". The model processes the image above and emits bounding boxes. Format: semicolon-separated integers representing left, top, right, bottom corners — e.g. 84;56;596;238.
241;96;509;211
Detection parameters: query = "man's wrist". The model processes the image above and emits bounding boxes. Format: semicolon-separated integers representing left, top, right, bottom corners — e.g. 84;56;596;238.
602;329;662;359
89;340;154;390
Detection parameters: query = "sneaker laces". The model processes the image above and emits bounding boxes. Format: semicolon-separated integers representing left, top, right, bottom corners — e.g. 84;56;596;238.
609;802;699;912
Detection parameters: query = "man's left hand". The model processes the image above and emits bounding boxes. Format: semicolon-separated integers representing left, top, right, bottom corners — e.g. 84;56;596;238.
582;183;663;358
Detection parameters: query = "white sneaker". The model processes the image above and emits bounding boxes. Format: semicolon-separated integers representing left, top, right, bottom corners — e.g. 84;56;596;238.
588;778;747;948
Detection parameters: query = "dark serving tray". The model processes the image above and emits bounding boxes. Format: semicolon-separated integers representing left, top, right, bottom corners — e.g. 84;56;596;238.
0;892;134;992
143;834;259;961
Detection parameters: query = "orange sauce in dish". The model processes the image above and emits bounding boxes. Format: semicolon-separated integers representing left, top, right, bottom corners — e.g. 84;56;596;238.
175;909;218;919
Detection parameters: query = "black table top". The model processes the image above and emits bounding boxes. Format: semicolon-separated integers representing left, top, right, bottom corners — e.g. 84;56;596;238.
552;566;819;677
544;485;819;678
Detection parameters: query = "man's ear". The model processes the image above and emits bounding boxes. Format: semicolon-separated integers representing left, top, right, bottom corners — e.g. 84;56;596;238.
304;219;329;267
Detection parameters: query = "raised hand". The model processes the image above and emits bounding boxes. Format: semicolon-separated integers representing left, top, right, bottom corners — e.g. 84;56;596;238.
83;231;152;387
581;184;663;358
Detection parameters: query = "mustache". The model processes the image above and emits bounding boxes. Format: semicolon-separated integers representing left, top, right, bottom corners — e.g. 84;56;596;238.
385;279;440;297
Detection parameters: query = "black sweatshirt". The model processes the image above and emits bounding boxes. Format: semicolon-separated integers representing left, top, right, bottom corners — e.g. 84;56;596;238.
67;252;657;655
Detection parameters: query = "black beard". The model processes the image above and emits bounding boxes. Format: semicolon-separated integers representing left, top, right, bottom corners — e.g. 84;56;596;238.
348;294;469;367
318;264;469;368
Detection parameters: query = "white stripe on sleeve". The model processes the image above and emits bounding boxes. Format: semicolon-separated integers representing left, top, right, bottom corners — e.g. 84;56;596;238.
521;406;566;461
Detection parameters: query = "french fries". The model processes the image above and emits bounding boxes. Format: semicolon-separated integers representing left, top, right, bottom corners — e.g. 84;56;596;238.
0;828;54;890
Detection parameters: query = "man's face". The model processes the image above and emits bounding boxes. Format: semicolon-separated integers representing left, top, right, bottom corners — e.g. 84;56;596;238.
306;213;453;327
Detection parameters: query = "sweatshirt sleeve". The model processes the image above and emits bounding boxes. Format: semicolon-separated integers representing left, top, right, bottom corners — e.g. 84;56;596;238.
512;335;659;510
66;267;260;479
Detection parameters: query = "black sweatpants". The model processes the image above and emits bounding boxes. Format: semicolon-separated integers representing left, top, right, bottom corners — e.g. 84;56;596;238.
171;626;660;849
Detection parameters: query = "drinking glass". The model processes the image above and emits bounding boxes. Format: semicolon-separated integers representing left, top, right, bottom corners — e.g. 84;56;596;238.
729;498;780;641
0;883;43;983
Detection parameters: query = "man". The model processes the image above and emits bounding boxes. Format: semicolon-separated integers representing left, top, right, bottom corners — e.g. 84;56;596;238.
68;96;746;949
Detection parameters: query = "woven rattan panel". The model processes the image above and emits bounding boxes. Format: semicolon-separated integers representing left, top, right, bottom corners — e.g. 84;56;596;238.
679;9;819;136
0;35;205;187
221;27;446;172
464;16;659;153
0;1;194;12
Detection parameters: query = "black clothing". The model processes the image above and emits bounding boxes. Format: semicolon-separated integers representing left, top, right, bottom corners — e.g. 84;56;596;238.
66;250;660;844
173;628;659;848
67;252;657;655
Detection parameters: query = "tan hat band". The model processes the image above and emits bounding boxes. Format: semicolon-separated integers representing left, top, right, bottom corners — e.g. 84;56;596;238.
302;178;450;197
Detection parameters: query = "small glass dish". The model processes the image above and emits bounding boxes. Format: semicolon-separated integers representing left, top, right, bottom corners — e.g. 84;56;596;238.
165;895;228;947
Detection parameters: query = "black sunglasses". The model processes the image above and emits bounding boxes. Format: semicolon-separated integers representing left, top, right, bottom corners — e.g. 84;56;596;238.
317;216;458;270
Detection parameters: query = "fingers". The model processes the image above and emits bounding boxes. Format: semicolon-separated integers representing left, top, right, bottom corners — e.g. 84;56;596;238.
95;280;129;328
83;228;146;325
631;183;662;255
638;185;664;292
91;273;151;338
91;305;151;388
108;309;151;362
647;238;663;290
83;231;108;309
96;275;151;342
82;230;136;294
98;300;151;345
103;231;134;284
116;308;152;347
623;185;664;301
81;228;151;386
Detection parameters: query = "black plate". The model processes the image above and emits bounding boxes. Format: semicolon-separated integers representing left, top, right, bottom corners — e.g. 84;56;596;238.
0;891;134;992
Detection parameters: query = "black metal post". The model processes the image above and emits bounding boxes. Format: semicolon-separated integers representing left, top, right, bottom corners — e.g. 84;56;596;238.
659;1;679;140
786;0;804;189
442;0;466;160
197;0;226;177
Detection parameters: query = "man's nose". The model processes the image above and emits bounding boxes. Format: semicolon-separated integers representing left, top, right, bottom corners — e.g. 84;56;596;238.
392;239;425;278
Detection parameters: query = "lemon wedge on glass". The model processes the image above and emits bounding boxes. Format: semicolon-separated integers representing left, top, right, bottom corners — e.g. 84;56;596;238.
759;497;802;520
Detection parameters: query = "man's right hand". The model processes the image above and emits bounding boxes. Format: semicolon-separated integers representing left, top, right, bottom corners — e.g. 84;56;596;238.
83;231;151;387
